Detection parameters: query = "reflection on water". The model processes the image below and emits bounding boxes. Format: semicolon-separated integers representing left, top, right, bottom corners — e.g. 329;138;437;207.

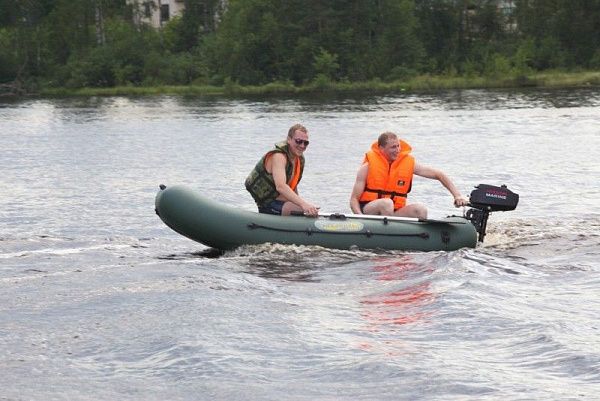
361;257;435;328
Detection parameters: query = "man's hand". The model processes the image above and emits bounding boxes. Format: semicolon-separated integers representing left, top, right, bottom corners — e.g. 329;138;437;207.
302;203;320;217
454;196;469;207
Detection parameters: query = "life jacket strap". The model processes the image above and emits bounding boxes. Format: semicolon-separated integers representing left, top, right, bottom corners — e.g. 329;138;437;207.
364;187;408;199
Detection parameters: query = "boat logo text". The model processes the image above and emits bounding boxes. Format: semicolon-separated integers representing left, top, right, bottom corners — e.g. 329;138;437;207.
314;220;365;232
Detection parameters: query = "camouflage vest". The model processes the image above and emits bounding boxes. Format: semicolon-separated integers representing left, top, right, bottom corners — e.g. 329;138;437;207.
245;142;305;207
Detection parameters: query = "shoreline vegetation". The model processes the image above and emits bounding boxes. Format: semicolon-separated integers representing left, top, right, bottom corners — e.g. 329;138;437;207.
4;3;599;100
38;70;600;97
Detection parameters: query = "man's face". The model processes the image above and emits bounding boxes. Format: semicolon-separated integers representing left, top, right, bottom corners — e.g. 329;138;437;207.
287;129;309;157
380;139;399;162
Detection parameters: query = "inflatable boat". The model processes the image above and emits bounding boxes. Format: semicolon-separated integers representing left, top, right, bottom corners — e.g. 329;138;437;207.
154;184;518;252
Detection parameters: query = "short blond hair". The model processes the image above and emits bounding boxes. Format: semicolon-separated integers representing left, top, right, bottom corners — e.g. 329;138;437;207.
378;131;397;147
288;123;307;138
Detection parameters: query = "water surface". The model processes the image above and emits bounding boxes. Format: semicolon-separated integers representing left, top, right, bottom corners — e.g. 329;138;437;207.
1;88;599;400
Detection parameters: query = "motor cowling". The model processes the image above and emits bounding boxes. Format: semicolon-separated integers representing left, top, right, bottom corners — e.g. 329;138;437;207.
469;184;519;212
466;184;519;242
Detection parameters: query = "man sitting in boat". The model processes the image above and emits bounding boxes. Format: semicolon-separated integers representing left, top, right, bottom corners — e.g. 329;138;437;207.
245;124;320;216
349;132;468;219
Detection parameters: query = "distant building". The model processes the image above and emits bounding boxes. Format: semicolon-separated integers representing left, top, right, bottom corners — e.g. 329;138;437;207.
460;0;518;34
496;0;517;32
127;0;228;30
127;0;185;28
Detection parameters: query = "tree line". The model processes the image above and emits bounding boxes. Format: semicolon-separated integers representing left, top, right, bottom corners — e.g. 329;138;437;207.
1;0;599;92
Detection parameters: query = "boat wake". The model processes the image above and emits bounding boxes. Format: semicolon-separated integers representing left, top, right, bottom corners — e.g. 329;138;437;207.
0;234;150;260
479;216;600;272
153;214;600;278
483;216;599;248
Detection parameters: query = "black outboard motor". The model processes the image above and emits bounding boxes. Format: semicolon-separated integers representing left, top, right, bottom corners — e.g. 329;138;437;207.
465;184;519;242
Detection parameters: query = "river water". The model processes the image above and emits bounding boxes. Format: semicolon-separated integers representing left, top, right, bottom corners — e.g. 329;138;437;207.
1;89;599;400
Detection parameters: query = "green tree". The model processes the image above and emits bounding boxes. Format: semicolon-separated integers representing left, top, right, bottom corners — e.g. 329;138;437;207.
204;0;288;84
1;0;599;89
374;0;424;78
313;48;339;80
514;0;600;68
164;0;221;53
415;0;461;73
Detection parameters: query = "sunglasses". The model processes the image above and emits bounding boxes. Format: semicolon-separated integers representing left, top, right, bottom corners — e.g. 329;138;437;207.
294;138;310;146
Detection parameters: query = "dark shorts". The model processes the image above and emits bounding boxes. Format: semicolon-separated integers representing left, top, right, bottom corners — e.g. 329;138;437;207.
258;200;285;215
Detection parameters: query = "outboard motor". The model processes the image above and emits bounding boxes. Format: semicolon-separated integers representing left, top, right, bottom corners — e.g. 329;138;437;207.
465;184;519;242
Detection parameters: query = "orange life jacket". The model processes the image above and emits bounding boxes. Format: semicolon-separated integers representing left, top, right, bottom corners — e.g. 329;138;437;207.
359;140;415;209
287;156;302;191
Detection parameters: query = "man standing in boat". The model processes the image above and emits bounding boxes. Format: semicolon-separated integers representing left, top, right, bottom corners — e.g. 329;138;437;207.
349;132;469;219
245;124;320;216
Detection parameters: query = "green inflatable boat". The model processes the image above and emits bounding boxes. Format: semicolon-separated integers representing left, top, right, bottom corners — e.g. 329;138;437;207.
155;184;518;252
